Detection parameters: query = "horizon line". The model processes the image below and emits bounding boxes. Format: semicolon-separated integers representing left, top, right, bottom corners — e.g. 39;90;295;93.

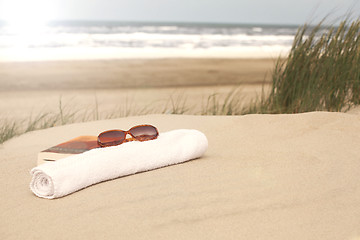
0;19;301;27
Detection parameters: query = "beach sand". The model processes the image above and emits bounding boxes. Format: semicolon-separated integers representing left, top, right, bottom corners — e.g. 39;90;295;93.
0;58;273;120
1;113;360;239
0;58;274;90
1;58;360;239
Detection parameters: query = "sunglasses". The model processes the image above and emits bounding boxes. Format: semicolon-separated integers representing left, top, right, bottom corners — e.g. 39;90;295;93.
97;124;159;147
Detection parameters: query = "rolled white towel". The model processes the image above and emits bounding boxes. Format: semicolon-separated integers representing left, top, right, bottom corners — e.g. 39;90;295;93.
30;129;208;199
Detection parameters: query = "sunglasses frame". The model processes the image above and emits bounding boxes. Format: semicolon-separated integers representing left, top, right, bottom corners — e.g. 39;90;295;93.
97;124;159;147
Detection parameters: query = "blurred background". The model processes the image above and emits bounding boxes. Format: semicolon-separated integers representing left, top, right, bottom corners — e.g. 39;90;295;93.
0;0;358;61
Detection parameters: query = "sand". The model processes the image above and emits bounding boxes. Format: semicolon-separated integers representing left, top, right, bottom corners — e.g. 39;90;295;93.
0;58;273;120
1;58;360;239
1;113;360;239
0;58;274;90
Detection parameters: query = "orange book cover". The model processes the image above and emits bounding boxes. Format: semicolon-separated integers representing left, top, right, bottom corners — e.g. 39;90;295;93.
37;136;99;165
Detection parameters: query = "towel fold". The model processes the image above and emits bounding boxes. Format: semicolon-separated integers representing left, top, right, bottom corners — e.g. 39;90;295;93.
30;129;208;199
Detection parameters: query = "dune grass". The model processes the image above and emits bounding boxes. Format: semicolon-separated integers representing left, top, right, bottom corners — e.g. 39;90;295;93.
245;18;360;114
0;90;245;144
0;120;18;144
0;100;82;144
200;88;245;115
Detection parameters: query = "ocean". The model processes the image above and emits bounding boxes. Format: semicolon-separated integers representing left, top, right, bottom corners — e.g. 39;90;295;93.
0;21;299;61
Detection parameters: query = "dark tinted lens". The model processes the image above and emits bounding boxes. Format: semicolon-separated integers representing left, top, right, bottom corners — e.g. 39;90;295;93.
130;125;158;141
98;130;126;147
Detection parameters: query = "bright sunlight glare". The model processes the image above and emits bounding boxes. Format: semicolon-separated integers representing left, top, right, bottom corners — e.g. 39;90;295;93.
0;0;54;32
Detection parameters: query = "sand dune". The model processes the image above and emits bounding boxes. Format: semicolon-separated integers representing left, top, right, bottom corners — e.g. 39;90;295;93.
1;112;360;239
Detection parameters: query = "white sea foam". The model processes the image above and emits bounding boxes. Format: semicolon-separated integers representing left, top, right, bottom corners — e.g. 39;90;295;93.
0;22;297;61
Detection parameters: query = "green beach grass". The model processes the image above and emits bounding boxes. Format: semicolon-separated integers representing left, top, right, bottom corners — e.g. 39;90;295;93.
245;18;360;114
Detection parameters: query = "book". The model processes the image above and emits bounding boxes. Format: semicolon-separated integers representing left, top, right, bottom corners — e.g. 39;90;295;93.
37;136;99;165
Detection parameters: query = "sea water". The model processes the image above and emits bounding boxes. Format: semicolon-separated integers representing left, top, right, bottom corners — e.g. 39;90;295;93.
0;21;299;61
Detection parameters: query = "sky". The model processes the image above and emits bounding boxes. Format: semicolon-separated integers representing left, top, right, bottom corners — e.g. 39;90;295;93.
0;0;359;25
